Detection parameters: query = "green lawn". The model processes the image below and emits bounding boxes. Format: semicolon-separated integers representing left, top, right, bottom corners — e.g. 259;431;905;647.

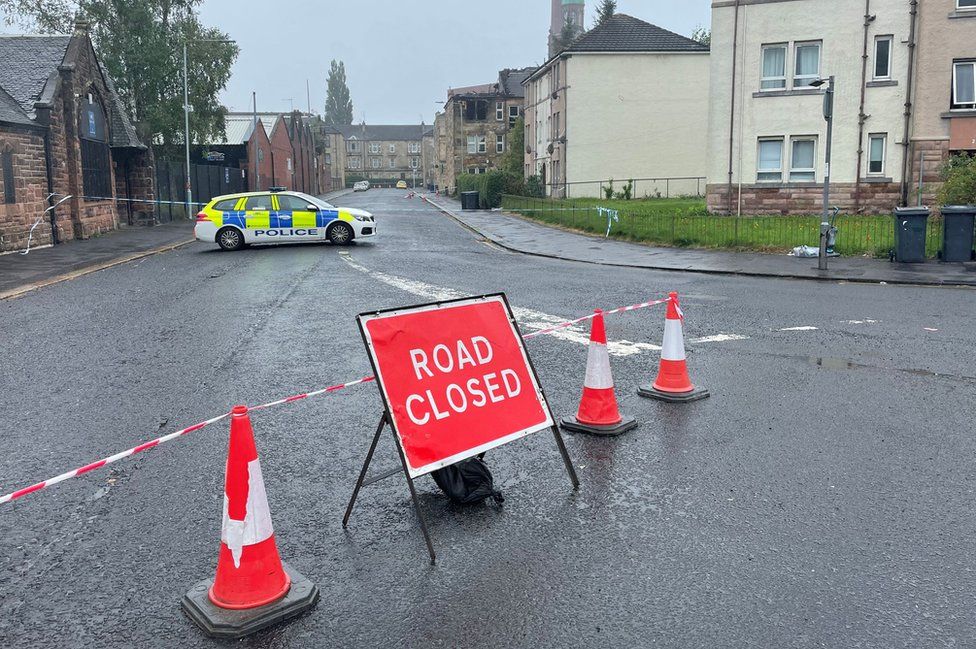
500;195;944;258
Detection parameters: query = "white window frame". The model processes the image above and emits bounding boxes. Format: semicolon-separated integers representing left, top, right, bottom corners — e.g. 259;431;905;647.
369;143;380;154
347;141;360;153
388;158;395;169
760;43;788;91
388;143;395;153
496;102;504;121
867;133;887;176
409;157;419;169
496;134;505;153
793;41;822;88
477;136;487;153
371;157;380;169
789;137;817;182
757;137;784;183
873;36;893;80
349;157;361;169
952;61;976;108
958;0;976;10
467;136;478;154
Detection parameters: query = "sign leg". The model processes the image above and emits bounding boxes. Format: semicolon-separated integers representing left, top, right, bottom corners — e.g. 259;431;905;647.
390;426;437;565
343;414;387;528
551;426;580;489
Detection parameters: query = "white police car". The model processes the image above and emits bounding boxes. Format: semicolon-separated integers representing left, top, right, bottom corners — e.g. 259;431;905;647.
195;190;375;251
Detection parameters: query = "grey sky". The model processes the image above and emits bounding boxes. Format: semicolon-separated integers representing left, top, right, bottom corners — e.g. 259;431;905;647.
199;0;711;123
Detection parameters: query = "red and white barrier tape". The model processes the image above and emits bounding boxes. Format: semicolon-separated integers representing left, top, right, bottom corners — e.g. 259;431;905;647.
0;297;677;505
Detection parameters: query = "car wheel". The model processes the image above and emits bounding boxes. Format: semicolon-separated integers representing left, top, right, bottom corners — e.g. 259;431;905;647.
328;222;354;245
216;227;245;251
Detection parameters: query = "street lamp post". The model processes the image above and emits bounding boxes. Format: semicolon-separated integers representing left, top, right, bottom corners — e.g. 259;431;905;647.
810;76;835;271
183;38;236;218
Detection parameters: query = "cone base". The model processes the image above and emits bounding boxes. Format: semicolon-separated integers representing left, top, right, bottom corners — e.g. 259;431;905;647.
182;562;319;640
637;384;710;403
560;415;638;437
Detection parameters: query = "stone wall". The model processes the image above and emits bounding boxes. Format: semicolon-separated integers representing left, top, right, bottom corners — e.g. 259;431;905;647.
707;181;903;215
0;127;52;252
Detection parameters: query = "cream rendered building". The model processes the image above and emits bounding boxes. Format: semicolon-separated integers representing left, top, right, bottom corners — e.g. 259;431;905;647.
523;14;710;199
707;0;914;214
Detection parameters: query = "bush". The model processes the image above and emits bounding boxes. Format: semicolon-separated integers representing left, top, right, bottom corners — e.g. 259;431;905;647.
525;175;545;198
456;171;522;208
603;179;614;200
938;154;976;205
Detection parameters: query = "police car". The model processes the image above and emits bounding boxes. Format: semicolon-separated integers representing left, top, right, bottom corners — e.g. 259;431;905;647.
195;189;375;251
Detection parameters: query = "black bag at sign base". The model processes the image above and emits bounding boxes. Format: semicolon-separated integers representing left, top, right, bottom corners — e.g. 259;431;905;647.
431;457;504;505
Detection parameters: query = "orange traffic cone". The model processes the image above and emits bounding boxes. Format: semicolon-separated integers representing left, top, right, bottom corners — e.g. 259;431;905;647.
182;406;319;639
560;310;638;436
638;292;710;403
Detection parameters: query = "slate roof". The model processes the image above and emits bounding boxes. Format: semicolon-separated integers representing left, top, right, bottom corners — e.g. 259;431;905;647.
0;34;144;147
498;68;533;97
336;124;430;141
564;14;709;54
0;35;71;119
0;85;36;127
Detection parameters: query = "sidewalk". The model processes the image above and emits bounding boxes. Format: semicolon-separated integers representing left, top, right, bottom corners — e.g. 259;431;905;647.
424;195;976;287
0;220;196;299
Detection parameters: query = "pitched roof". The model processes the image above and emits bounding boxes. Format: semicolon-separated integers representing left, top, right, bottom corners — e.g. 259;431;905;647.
335;124;429;141
97;59;143;148
565;14;709;54
0;35;71;119
0;85;36;127
211;115;259;145
498;68;534;97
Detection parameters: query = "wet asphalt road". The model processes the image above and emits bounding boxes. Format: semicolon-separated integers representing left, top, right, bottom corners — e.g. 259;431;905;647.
1;189;975;648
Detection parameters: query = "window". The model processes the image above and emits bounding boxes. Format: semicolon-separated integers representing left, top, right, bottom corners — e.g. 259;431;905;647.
409;158;419;169
389;143;396;153
371;157;380;168
464;100;488;121
213;197;239;211
959;0;976;9
369;143;380;154
79;93;111;199
757;138;784;182
389;158;395;169
347;141;360;152
277;194;311;211
2;151;13;204
953;61;976;109
794;42;821;87
408;142;420;153
287;158;293;172
509;106;520;127
868;134;886;175
348;157;361;169
874;36;892;80
554;112;560;138
477;136;486;153
789;137;816;182
244;195;273;211
761;44;787;90
325;153;331;164
496;134;505;153
467;136;478;154
496;102;504;120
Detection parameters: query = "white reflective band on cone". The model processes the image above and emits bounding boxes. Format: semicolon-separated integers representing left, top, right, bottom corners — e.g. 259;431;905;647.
221;459;275;568
584;342;614;389
661;319;686;361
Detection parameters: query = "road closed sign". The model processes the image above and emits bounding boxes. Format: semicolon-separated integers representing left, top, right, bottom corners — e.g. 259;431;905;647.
358;294;554;477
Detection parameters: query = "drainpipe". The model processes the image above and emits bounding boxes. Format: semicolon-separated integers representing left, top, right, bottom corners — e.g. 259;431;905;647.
42;129;58;245
726;0;741;215
854;0;873;213
899;0;918;207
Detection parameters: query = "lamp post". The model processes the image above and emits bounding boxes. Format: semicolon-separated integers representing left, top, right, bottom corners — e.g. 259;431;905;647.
183;38;236;217
809;76;834;271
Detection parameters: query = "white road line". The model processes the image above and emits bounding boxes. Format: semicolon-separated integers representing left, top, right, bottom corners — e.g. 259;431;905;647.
844;319;880;325
691;334;749;343
779;326;819;331
340;255;747;357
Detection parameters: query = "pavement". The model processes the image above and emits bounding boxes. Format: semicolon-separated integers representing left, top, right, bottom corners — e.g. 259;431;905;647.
1;188;974;648
0;189;354;299
424;194;976;287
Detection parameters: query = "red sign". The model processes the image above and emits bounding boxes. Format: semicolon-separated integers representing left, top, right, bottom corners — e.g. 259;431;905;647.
359;295;553;477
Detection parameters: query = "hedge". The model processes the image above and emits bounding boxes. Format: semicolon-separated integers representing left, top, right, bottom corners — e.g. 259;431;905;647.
456;171;523;208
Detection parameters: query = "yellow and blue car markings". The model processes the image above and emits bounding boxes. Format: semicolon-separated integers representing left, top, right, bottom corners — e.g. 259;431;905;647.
201;195;354;234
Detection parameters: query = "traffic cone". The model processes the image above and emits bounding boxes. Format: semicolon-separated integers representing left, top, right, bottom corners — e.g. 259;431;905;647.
638;292;710;403
560;310;638;436
182;405;319;639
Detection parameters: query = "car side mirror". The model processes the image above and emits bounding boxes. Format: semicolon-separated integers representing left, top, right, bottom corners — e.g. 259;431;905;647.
306;204;319;211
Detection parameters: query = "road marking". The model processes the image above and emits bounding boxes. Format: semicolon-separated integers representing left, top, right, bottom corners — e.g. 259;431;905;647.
844;319;879;324
340;255;747;357
779;326;819;331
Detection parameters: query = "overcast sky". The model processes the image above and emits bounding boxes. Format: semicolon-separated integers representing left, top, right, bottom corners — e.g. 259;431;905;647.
199;0;711;123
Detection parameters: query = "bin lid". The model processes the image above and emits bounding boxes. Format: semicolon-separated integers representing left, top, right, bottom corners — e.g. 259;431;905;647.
940;205;976;215
461;191;479;196
894;206;930;216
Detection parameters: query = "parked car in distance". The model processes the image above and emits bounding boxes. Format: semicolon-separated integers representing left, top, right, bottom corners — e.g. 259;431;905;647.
396;180;408;189
353;180;370;192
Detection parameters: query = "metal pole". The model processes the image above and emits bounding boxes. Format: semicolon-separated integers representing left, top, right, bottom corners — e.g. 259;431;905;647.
818;76;835;270
183;41;192;218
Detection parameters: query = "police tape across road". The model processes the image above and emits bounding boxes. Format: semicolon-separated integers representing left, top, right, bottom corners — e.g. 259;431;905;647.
0;296;676;506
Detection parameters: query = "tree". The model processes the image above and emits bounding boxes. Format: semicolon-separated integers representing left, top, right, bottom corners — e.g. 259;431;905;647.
552;16;583;53
324;60;353;127
595;0;617;26
0;0;237;145
691;25;711;48
500;115;524;176
938;154;976;205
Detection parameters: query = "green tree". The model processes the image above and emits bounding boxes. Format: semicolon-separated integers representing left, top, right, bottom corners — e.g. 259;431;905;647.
595;0;617;26
938;154;976;205
553;16;583;53
324;60;354;127
691;25;711;47
500;115;524;176
1;1;237;145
